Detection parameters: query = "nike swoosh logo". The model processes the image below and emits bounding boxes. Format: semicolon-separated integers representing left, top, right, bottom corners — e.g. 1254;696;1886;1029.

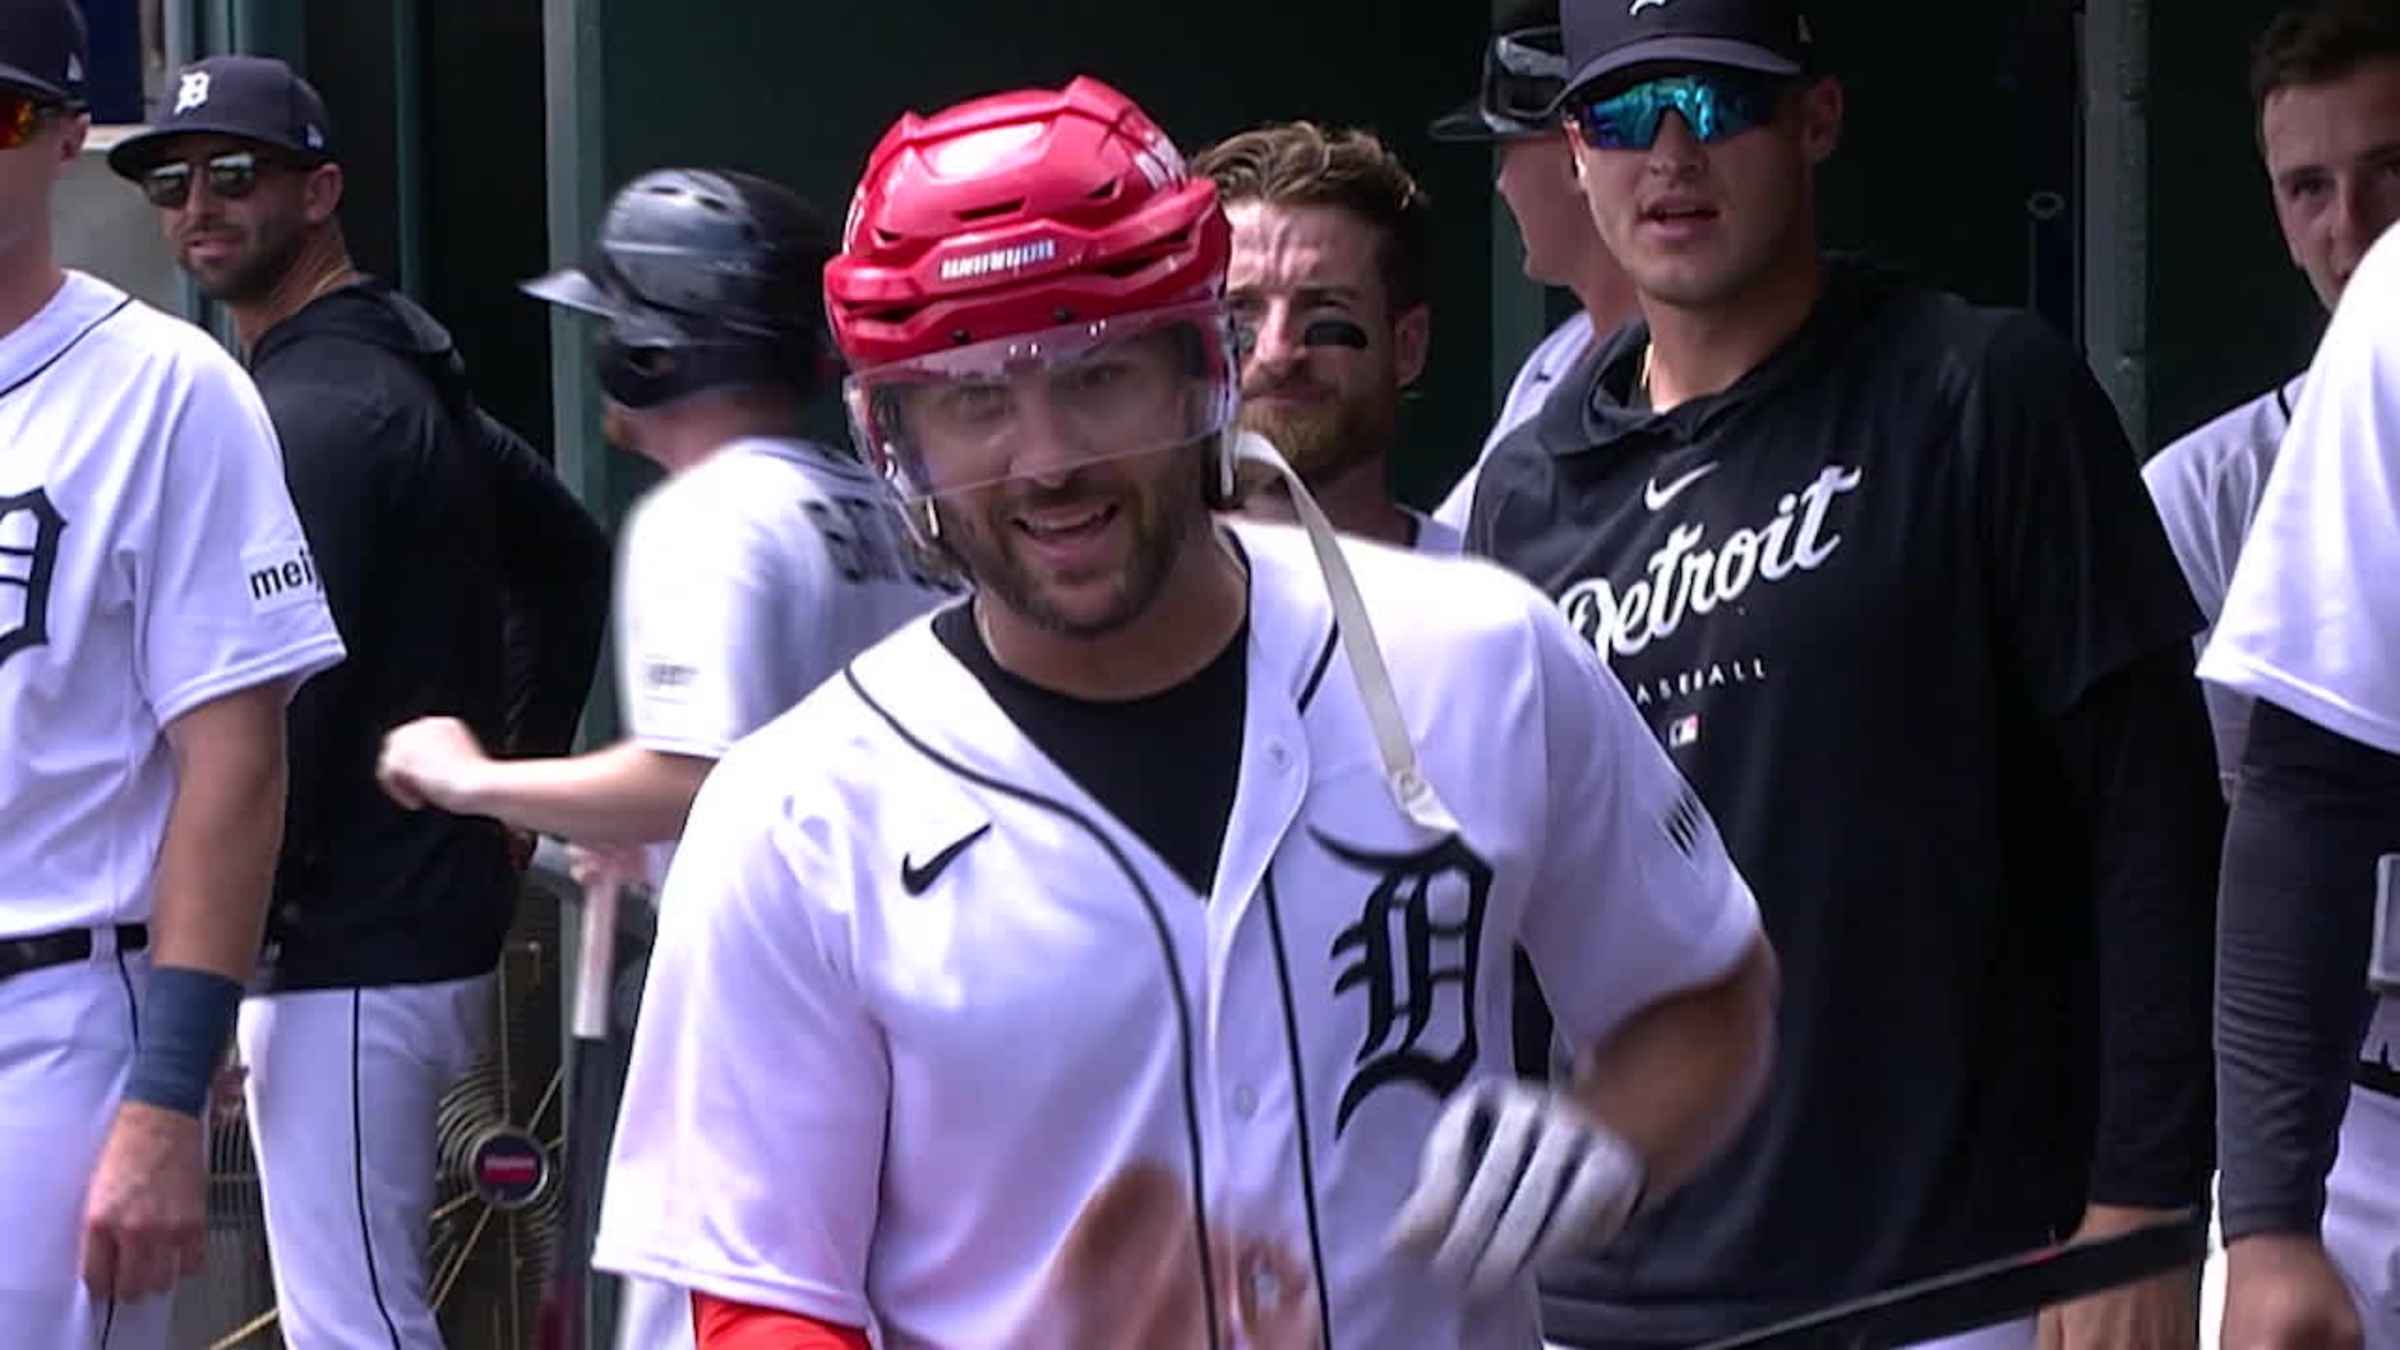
1644;463;1719;512
901;823;992;896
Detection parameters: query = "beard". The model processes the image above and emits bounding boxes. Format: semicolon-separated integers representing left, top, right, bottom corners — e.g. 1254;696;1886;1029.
185;212;308;305
1236;382;1399;491
934;444;1210;640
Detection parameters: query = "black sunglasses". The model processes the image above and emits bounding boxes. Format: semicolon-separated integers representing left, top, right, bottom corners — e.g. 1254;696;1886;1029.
1481;26;1569;129
139;150;286;209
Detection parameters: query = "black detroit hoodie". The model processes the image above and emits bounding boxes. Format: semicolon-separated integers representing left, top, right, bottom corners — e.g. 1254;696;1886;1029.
248;280;607;991
1471;258;2220;1344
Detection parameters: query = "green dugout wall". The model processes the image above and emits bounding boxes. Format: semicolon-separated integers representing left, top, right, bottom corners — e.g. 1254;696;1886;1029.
173;0;2331;499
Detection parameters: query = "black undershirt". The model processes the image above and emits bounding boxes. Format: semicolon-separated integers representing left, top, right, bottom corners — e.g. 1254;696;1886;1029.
933;606;1248;896
2217;699;2400;1240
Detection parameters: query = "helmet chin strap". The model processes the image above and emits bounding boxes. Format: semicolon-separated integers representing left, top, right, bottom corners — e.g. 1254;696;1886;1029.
1231;430;1459;837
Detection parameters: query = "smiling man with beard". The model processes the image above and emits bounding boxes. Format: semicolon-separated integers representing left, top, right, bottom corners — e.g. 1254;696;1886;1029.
1194;122;1457;552
585;75;1779;1350
108;53;609;1350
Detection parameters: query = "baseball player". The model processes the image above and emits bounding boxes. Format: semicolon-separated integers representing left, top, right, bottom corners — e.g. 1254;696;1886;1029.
1193;122;1458;552
1469;2;2223;1347
374;167;956;1349
0;2;346;1346
108;53;611;1349
2204;223;2400;1350
1424;1;1639;536
2143;0;2400;797
591;76;1778;1350
378;167;951;860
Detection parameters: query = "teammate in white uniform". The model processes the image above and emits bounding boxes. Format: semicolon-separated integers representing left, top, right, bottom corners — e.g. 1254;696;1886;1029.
593;76;1777;1350
2203;221;2400;1350
0;4;346;1345
376;167;954;1350
1425;3;1639;534
379;168;952;868
1194;121;1463;554
2144;0;2400;795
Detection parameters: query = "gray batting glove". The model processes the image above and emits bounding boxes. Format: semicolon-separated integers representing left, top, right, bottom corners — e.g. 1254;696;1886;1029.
1386;1078;1647;1298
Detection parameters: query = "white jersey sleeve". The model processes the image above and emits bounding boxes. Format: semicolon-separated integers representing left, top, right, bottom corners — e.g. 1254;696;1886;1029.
1518;588;1761;1048
2199;230;2400;755
140;329;346;724
593;712;884;1325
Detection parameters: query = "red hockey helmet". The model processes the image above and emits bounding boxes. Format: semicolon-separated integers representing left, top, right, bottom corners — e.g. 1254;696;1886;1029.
827;76;1228;366
829;77;1238;507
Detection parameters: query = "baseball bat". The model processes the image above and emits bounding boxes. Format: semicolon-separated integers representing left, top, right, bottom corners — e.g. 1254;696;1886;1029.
1694;1210;2208;1350
536;867;623;1350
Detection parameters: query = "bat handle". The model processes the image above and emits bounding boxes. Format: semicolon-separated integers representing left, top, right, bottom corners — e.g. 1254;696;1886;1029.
572;874;622;1041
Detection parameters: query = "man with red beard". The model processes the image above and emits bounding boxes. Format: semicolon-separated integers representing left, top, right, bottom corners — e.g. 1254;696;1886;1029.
1194;122;1458;552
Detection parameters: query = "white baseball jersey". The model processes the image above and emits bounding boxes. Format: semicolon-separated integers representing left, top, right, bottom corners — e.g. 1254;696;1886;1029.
1433;310;1597;533
0;272;344;939
2143;375;2302;791
2200;228;2400;755
612;435;955;878
594;520;1760;1349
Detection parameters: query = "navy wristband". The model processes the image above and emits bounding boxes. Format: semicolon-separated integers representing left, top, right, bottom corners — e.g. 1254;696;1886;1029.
125;966;243;1118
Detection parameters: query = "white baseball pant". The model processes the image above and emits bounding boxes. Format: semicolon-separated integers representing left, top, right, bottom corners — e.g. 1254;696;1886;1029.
236;971;493;1349
0;934;175;1349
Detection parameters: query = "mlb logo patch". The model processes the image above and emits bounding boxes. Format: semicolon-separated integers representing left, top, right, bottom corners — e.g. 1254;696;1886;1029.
1668;713;1701;748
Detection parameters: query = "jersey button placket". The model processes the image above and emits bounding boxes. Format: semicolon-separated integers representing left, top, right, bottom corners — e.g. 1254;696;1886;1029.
1231;1084;1259;1118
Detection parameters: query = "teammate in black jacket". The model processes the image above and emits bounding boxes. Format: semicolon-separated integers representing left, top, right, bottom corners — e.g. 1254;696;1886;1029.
112;55;607;1348
1468;4;2222;1348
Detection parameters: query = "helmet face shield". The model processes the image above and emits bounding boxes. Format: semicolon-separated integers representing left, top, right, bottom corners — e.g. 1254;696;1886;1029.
845;301;1237;502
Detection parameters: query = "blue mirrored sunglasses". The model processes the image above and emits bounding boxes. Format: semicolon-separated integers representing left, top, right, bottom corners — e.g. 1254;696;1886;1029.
1568;71;1789;151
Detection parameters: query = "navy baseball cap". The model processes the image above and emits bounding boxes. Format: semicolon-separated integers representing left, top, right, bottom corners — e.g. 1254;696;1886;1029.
0;0;89;107
1558;0;1816;104
106;55;334;180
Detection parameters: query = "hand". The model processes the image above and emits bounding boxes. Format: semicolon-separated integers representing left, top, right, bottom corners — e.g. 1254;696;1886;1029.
506;827;538;873
377;716;491;814
566;842;647;895
1387;1078;1646;1297
2220;1234;2363;1350
81;1102;207;1303
2038;1205;2201;1350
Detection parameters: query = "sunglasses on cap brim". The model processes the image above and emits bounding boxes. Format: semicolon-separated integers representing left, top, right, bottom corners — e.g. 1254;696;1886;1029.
138;150;285;209
1566;69;1793;151
1480;28;1569;130
0;87;68;151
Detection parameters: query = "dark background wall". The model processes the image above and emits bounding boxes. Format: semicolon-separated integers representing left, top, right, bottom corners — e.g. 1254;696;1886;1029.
302;0;555;459
273;0;2328;500
588;1;1495;508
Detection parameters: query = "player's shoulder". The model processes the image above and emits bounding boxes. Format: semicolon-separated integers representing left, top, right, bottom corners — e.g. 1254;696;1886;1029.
59;272;249;387
699;435;874;490
1234;518;1553;660
1833;263;2075;394
645;438;877;527
2145;378;2298;505
1521;310;1597;375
